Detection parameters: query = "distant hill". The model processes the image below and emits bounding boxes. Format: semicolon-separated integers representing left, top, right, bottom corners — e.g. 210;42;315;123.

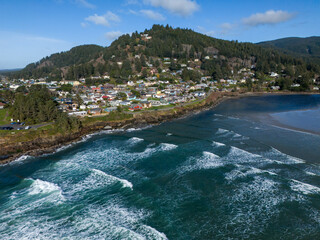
258;37;320;63
10;25;320;81
0;68;22;74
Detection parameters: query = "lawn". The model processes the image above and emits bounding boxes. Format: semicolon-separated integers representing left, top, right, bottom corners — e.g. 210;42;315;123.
0;109;10;125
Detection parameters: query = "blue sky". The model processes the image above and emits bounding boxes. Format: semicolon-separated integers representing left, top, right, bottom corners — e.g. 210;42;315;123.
1;0;319;69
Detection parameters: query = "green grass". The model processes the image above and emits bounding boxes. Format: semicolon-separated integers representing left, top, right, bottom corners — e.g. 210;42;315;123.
0;109;10;125
147;104;175;110
81;112;133;125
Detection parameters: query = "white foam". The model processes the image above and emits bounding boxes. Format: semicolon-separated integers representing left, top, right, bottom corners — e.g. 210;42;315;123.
262;147;305;164
128;137;144;144
27;178;65;203
225;166;277;181
137;225;168;240
212;141;225;147
228;116;240;120
126;128;142;132
179;151;222;173
216;128;230;134
6;155;32;166
16;155;30;162
290;179;320;195
228;146;266;163
159;143;178;151
166;133;172;136
225;166;263;181
92;169;133;190
305;171;317;176
28;179;62;195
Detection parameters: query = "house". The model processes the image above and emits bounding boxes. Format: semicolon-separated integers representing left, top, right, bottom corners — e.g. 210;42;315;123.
68;111;87;117
141;101;152;108
105;107;117;112
0;102;5;109
129;104;143;111
87;104;99;109
89;108;102;115
271;86;280;90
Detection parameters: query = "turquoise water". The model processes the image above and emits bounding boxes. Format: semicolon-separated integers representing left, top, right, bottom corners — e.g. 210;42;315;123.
1;94;320;239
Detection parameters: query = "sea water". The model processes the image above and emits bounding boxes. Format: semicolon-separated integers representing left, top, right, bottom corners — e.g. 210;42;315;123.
0;94;319;239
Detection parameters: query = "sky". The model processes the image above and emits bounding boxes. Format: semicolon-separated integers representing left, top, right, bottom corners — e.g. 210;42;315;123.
0;0;319;69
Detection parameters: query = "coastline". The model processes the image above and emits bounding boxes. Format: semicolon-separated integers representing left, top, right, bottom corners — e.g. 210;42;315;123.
1;91;319;165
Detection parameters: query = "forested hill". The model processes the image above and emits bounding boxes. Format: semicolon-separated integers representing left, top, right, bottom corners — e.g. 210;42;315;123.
15;44;104;79
258;37;320;64
10;25;320;81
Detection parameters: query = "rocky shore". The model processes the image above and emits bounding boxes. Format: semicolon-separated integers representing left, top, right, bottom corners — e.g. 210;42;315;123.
1;91;317;165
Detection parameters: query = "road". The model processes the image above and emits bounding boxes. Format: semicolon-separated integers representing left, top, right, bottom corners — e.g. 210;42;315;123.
0;122;52;130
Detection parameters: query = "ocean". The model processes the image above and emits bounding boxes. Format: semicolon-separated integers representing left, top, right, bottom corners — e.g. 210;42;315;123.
0;94;320;239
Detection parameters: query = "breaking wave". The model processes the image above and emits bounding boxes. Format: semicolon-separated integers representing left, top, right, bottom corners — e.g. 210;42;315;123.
290;179;320;195
91;169;133;190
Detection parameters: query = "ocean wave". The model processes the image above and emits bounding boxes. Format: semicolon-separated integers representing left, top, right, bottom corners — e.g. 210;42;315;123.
127;137;144;144
228;116;240;120
166;133;173;136
216;128;230;135
305;171;317;176
179;151;222;173
225;166;277;181
261;147;305;164
212;141;226;147
227;146;268;164
137;225;168;240
26;178;65;203
290;179;320;195
91;169;133;190
159;143;178;151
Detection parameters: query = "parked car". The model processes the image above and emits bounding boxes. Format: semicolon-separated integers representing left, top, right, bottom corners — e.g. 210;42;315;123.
25;126;31;130
1;127;13;130
20;122;25;126
17;127;23;130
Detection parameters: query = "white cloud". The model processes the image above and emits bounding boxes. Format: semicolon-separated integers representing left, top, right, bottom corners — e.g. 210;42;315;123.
105;31;122;41
140;9;165;21
25;36;67;43
144;0;199;16
219;22;234;35
243;10;296;27
75;0;95;9
85;11;120;27
85;14;110;26
105;11;121;22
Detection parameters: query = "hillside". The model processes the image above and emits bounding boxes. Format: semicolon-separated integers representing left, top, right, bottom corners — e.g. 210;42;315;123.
10;25;320;82
258;36;320;63
14;44;104;79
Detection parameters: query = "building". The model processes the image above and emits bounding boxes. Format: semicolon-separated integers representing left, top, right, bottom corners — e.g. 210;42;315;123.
129;104;143;111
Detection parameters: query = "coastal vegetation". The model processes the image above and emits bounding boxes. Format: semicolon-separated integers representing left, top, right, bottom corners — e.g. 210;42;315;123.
258;36;320;64
5;25;320;91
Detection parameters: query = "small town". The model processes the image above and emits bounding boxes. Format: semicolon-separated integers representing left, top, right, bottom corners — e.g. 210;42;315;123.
1;54;319;121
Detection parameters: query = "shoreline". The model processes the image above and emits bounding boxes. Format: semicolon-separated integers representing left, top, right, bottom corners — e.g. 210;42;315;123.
1;91;319;165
